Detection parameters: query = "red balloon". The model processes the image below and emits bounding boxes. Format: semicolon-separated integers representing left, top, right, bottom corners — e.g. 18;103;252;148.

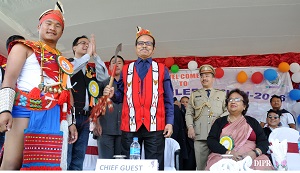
215;67;224;78
164;57;174;68
251;72;264;84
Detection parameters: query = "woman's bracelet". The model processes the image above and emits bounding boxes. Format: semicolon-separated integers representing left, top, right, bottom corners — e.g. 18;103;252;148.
253;149;260;157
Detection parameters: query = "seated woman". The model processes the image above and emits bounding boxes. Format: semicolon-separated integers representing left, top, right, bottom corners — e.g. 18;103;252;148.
263;109;281;139
205;88;274;170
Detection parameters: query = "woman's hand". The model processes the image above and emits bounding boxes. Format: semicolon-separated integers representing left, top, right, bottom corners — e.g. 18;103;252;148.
0;112;13;132
230;150;244;161
231;150;258;161
245;150;257;160
241;150;258;160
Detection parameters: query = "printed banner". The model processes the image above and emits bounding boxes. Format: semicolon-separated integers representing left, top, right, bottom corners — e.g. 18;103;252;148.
171;67;296;122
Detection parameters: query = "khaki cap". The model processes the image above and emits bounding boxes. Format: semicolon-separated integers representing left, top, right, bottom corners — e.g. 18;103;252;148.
199;64;215;75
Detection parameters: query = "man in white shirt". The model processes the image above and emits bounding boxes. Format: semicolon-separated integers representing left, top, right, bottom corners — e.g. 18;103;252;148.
260;95;296;129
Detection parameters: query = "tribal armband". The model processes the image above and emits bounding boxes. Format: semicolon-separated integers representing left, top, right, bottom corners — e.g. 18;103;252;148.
0;87;16;114
67;106;76;126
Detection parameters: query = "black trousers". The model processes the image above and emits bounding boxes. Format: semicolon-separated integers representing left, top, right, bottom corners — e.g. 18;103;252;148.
183;138;197;170
121;124;165;170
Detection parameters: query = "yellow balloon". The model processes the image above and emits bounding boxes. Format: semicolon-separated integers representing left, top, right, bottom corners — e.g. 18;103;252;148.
237;71;248;83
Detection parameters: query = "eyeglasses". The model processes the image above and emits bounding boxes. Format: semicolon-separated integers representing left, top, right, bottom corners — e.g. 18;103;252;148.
137;41;153;46
268;116;279;119
227;98;243;102
76;41;89;46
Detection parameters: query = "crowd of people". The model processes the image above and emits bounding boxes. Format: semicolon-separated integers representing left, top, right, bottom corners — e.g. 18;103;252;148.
0;1;298;171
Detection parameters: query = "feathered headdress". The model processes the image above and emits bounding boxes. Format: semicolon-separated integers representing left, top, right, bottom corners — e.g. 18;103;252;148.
136;26;152;38
39;1;65;30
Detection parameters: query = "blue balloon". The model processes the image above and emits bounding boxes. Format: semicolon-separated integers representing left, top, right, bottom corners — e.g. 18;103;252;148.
298;115;300;124
289;89;300;100
264;69;277;81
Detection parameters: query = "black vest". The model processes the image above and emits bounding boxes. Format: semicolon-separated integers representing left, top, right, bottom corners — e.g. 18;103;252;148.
70;59;97;111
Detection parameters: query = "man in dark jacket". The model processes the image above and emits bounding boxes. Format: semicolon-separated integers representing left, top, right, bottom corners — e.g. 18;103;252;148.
67;35;108;170
172;97;196;170
93;55;124;159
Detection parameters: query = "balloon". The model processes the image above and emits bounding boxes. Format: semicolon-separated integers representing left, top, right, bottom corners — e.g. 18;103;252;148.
164;57;174;68
263;69;277;81
251;72;264;84
215;67;224;79
187;61;198;70
289;62;300;73
278;62;290;72
236;71;248;83
298;115;300;124
289;89;300;100
170;64;179;73
291;72;300;83
292;102;300;114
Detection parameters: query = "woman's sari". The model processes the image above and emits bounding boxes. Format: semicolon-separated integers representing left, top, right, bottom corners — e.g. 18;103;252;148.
205;116;274;170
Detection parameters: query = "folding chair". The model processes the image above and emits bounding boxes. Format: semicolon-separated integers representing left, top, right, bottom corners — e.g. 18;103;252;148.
82;132;99;170
141;138;181;171
269;127;300;170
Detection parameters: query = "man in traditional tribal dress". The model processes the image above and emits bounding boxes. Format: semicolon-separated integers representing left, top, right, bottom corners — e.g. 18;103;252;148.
0;2;77;170
103;26;174;170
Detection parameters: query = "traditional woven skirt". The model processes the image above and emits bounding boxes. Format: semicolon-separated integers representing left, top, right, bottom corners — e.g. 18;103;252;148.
17;105;63;170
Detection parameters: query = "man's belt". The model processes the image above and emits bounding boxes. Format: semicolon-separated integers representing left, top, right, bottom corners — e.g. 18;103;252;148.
75;109;90;116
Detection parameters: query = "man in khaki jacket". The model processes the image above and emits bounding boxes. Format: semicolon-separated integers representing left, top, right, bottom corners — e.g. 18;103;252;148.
185;64;228;170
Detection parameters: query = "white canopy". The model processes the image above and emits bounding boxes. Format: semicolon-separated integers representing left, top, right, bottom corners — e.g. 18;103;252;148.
0;0;300;62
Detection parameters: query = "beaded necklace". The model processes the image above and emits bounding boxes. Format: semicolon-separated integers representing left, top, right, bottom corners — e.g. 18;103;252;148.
38;41;63;94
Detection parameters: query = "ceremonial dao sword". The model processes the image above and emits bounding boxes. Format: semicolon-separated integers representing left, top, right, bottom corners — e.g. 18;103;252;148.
89;43;122;124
